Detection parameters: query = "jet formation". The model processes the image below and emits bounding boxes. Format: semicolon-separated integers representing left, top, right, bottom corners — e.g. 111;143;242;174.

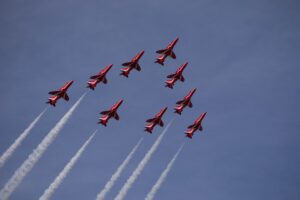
46;38;207;139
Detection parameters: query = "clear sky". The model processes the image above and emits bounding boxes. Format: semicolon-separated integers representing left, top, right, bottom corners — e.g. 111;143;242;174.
0;0;299;199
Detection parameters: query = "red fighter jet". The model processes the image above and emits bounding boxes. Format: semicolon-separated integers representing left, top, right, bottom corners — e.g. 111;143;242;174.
174;88;197;115
120;50;144;77
145;107;168;133
98;100;123;126
185;112;207;139
87;64;113;90
155;38;179;66
165;62;188;89
47;80;74;107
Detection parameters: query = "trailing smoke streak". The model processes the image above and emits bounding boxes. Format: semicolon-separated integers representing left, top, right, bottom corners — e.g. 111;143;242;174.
39;130;97;200
114;121;173;200
145;143;185;200
96;137;144;200
0;93;86;200
0;108;48;169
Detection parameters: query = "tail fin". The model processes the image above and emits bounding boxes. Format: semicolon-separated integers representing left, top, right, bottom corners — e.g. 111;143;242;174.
185;127;194;138
174;106;183;115
46;99;56;107
98;119;108;126
155;56;165;66
185;133;193;139
120;68;130;78
144;124;154;134
48;90;60;95
98;116;109;126
165;79;174;89
144;127;152;134
120;71;129;78
87;80;97;90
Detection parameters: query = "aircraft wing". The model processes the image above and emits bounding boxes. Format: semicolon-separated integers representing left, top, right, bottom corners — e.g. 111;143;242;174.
179;75;185;82
135;63;141;71
156;49;166;54
62;93;69;101
48;90;61;95
90;75;99;79
100;110;110;115
122;62;133;66
146;117;156;123
167;73;176;78
103;77;108;84
176;99;185;104
114;112;120;120
187;124;196;129
158;119;164;127
170;51;176;59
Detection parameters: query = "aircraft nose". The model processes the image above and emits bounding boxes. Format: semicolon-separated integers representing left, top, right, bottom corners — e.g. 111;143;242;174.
108;64;113;68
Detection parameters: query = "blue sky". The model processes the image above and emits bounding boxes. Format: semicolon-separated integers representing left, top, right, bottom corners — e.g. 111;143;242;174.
0;0;299;199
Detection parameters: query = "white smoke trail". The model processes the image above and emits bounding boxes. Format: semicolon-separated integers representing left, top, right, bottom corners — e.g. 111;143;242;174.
145;143;185;200
39;129;97;200
0;108;48;169
0;93;86;200
96;137;144;200
114;121;173;200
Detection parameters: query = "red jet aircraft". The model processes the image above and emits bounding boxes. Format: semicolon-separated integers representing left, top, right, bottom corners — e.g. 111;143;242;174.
155;38;179;66
145;107;168;133
98;100;123;126
174;88;197;115
87;64;113;90
165;62;188;89
47;80;74;107
121;50;144;77
185;112;207;138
